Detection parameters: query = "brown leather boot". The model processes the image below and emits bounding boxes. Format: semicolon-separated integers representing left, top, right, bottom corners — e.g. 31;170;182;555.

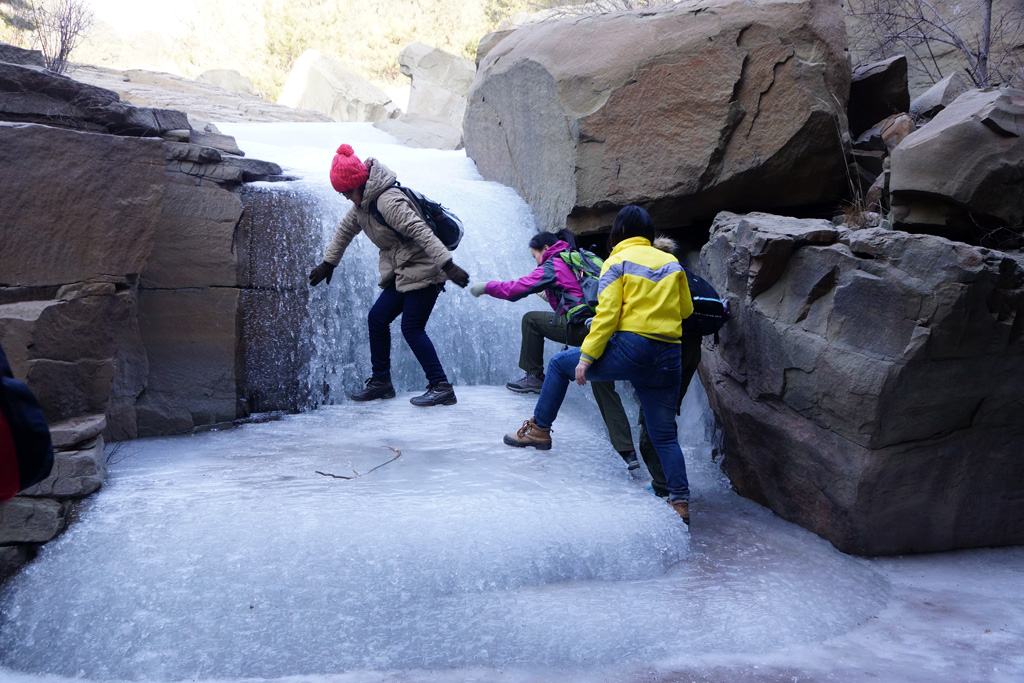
668;498;690;525
503;417;552;450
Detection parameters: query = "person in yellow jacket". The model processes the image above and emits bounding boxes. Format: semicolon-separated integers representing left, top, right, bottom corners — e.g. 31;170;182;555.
503;205;695;524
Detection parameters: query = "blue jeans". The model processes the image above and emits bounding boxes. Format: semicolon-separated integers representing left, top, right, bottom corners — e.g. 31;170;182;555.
367;283;448;385
534;332;689;500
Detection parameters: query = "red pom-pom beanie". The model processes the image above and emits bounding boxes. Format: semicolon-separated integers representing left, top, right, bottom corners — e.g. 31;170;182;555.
329;144;370;193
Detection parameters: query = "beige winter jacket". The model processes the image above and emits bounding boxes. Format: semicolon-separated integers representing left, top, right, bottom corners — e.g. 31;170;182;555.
323;158;452;292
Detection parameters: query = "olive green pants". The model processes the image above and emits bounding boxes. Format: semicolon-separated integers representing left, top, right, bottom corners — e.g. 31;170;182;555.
639;333;702;497
518;310;634;453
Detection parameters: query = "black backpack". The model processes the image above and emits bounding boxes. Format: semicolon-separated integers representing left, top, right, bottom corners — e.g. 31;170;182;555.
682;267;731;339
0;344;54;502
370;181;464;251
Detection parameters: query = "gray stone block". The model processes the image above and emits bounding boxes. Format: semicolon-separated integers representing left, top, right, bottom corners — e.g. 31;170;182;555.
20;438;106;498
49;414;107;449
0;497;65;544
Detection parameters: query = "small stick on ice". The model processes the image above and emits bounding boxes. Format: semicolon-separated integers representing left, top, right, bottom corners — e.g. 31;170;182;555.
315;446;402;480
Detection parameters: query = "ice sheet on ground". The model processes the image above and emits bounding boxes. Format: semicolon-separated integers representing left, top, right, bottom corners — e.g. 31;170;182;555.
0;386;887;680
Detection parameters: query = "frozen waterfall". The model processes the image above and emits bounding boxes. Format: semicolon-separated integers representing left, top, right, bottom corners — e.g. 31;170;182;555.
2;124;1019;683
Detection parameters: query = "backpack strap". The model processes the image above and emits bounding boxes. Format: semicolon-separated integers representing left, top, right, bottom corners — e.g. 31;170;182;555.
369;182;409;244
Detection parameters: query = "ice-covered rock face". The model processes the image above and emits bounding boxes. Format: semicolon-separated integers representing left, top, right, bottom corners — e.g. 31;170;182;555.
0;386;888;680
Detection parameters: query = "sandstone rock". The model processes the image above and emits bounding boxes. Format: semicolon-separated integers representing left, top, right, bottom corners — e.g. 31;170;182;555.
189;127;244;156
0;283;134;423
220;155;285;182
0;61;118;132
0;42;45;67
464;0;850;234
879;113;915;150
0;497;65;543
848;55;910;137
700;211;1024;555
910;72;972;120
399;42;474;128
165;141;222;164
136;287;244;436
69;64;333;124
0;61;189;135
20;438;105;498
142;180;245;289
49;414;106;450
0;300;57;379
277;50;398;123
197;69;256;95
30;284;132;364
27;358;117;423
890;88;1024;248
374;113;463;150
0;123;164;288
475;31;513;67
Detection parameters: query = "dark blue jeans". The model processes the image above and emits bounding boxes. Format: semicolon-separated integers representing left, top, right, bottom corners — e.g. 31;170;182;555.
367;283;448;385
533;332;689;500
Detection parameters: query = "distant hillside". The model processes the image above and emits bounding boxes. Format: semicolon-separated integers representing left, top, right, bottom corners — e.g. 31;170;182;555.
4;0;538;99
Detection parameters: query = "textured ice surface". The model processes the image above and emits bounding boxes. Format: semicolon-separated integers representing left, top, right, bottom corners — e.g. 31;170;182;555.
0;385;890;681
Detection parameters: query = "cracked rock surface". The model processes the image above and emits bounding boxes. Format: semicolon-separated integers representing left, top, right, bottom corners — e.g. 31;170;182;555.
699;211;1024;555
464;0;850;234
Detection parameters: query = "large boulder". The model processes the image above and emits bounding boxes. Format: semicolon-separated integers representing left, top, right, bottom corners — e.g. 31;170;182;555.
196;69;256;96
399;42;474;127
889;87;1024;248
699;211;1024;555
848;55;910;137
909;72;972;121
464;0;850;234
374;112;463;150
277;50;398;122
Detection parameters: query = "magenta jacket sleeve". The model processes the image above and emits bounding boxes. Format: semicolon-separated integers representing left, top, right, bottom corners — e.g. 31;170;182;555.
484;262;557;302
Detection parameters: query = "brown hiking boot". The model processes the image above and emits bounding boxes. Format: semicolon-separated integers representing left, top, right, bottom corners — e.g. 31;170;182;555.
668;498;690;525
503;417;552;450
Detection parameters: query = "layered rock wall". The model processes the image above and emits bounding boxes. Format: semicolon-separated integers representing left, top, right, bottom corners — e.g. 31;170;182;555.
0;48;309;578
699;212;1024;554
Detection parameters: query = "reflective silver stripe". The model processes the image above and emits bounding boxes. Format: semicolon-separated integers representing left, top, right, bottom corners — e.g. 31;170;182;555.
597;262;625;296
597;259;682;295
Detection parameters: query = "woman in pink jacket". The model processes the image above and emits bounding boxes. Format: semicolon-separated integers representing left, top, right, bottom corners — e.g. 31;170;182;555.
470;230;638;470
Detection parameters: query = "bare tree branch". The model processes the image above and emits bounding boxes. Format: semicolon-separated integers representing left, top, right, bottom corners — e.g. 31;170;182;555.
30;0;92;74
847;0;1022;88
315;446;403;480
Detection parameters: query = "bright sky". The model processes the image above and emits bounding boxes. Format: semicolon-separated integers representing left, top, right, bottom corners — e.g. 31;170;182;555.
85;0;202;35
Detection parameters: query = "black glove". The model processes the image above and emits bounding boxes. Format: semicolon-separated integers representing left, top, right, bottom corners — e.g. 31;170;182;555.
309;261;336;286
442;260;469;288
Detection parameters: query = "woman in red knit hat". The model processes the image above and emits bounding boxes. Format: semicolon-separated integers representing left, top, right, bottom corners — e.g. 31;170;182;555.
309;144;470;407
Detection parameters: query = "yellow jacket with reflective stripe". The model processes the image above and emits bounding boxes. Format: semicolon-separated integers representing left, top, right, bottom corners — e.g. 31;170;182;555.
580;236;694;364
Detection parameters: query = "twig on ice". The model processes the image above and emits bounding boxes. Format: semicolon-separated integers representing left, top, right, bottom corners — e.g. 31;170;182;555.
315;446;402;480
